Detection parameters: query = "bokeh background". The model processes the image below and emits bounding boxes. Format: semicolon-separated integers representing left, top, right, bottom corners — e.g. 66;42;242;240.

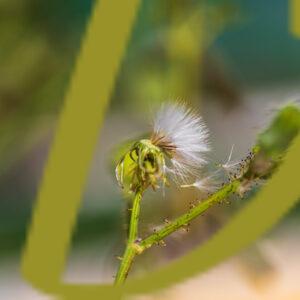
1;0;300;299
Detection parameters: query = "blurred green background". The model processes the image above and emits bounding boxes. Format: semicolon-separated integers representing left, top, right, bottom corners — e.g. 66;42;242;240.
1;1;300;299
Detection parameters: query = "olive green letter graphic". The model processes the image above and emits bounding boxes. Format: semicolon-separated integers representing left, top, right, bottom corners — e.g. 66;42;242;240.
21;0;140;298
290;0;300;37
22;1;300;299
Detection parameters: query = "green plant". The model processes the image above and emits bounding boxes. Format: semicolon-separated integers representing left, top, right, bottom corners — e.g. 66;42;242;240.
113;102;300;285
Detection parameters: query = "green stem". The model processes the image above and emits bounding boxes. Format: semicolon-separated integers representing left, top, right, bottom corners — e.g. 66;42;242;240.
114;187;143;285
114;180;240;284
139;180;240;252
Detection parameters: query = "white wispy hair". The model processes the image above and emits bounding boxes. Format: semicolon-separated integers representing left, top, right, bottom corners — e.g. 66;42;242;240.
181;175;219;193
219;144;240;174
151;102;210;184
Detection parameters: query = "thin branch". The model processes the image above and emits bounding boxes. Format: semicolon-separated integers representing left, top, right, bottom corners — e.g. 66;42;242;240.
114;179;241;283
139;180;240;252
114;187;144;285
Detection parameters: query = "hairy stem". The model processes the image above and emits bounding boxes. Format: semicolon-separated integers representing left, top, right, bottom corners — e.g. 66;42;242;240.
139;180;240;252
114;180;240;284
114;187;143;285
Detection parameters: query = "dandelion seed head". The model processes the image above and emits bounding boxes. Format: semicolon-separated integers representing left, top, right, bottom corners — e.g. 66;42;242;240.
151;102;210;184
115;102;211;193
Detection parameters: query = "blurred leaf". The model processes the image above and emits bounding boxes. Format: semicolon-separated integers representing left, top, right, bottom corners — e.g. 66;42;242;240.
258;104;300;159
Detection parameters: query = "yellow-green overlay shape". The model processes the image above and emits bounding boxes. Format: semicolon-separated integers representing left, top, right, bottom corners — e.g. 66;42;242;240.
290;0;300;37
21;1;300;299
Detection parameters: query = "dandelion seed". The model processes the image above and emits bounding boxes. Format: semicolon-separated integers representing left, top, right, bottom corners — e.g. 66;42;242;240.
181;175;218;193
218;144;240;175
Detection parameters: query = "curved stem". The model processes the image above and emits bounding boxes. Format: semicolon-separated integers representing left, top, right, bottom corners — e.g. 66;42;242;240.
114;187;143;285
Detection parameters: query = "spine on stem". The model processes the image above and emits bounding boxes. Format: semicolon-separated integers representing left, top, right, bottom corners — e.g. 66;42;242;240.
114;187;143;285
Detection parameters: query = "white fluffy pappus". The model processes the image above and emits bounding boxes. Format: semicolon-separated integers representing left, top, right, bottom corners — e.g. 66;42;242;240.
150;102;210;184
